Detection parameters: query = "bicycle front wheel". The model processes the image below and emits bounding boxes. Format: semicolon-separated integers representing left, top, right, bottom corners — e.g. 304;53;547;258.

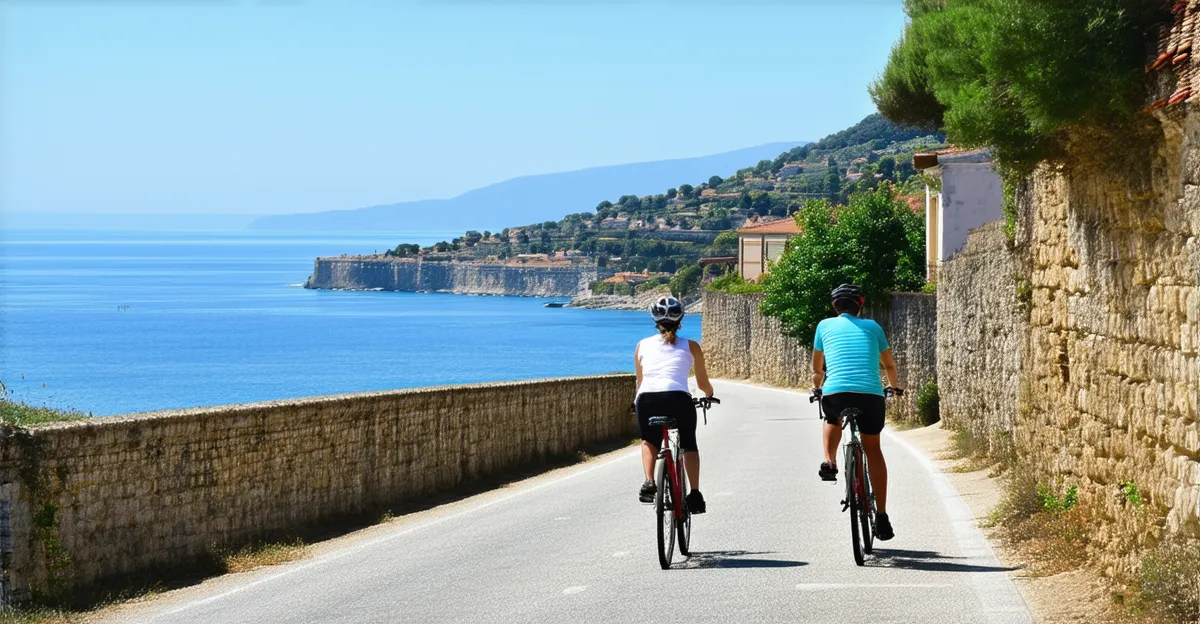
846;444;865;567
676;454;691;556
655;457;676;569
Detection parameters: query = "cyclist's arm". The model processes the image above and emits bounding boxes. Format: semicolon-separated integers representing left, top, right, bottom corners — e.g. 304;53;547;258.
812;350;825;390
880;349;900;390
688;340;715;398
634;344;643;390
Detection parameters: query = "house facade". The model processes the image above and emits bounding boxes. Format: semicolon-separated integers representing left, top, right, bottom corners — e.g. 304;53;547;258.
736;218;801;281
913;148;1004;282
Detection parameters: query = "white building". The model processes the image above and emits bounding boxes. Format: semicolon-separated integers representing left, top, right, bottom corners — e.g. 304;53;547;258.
737;218;801;281
913;148;1003;282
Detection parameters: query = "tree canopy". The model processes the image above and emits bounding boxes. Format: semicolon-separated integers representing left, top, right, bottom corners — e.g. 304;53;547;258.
870;0;1162;172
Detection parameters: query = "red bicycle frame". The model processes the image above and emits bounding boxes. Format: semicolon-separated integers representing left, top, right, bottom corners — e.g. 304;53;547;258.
659;427;684;520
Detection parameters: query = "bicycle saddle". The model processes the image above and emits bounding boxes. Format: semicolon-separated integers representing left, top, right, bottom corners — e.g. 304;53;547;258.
647;416;677;428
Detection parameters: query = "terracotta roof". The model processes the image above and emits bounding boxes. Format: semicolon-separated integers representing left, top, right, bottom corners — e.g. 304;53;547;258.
738;219;801;235
1147;1;1197;108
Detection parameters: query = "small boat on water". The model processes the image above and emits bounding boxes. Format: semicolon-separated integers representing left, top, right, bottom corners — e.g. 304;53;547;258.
543;302;566;308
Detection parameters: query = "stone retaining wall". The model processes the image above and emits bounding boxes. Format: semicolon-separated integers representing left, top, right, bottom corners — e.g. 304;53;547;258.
0;375;636;599
700;291;937;424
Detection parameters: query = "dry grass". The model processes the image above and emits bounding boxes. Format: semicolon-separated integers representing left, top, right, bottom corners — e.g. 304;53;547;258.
1132;533;1200;623
0;610;82;624
219;539;308;574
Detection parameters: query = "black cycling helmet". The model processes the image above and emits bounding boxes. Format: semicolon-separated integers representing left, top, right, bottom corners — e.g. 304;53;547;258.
831;283;865;305
650;296;685;323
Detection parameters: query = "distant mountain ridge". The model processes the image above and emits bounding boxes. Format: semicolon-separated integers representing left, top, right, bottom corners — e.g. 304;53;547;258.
249;142;805;232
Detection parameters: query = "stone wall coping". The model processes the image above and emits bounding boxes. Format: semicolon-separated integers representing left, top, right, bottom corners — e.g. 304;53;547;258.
28;374;637;433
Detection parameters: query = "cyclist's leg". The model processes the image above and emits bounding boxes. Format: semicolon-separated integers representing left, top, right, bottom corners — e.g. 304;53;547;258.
635;393;663;482
677;394;700;489
861;434;888;514
857;394;888;513
819;394;845;465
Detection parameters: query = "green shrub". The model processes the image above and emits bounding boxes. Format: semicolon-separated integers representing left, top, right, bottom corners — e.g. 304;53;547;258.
1120;480;1144;508
669;264;702;299
0;399;88;426
705;272;764;294
915;380;940;425
920;281;936;293
1036;483;1078;514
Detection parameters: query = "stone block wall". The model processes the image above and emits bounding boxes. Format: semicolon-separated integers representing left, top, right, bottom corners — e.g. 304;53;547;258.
701;291;937;424
0;375;636;598
936;221;1025;454
935;111;1200;573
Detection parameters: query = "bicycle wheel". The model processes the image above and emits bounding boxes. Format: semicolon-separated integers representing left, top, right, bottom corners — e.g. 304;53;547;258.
676;454;692;556
655;457;676;569
845;444;865;566
859;449;874;555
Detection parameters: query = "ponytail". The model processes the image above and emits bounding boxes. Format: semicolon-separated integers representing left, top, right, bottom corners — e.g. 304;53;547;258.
656;320;679;345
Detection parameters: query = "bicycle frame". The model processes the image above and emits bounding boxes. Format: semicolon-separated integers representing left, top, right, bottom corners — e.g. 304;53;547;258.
658;427;684;520
842;415;871;514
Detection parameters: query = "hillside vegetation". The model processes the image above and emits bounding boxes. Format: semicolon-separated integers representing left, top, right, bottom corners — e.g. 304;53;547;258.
378;114;943;297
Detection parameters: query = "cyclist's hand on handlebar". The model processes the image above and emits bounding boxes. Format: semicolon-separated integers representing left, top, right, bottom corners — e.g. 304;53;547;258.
809;388;823;403
884;387;905;398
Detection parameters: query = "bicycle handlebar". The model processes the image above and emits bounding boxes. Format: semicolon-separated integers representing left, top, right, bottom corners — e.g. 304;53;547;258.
810;387;904;402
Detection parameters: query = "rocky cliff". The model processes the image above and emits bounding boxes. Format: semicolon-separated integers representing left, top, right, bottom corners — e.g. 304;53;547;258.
305;257;611;297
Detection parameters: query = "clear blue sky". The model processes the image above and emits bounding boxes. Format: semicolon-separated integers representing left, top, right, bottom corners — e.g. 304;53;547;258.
1;1;906;215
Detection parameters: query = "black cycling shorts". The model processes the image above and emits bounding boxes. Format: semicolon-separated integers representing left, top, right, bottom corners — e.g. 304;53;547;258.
635;391;699;452
820;392;886;436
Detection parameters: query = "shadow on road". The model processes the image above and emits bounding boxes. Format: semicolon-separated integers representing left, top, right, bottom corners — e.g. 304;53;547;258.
676;550;808;570
868;549;1017;573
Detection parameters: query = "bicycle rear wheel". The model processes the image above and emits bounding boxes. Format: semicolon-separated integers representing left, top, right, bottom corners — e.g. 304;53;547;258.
676;454;691;556
655;457;676;569
845;444;865;567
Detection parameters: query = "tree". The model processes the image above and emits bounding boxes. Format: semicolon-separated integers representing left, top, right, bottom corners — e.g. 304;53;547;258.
869;0;1159;173
753;159;773;177
759;187;926;347
877;156;896;181
540;230;551;244
679;184;694;199
464;230;483;245
596;254;609;268
752;192;772;216
517;231;530;244
710;230;738;255
825;167;842;203
669;264;703;299
739;191;752;212
708;175;724;187
596;200;613;211
666;188;678;199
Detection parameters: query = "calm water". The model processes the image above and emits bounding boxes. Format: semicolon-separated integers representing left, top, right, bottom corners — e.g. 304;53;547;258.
0;229;697;416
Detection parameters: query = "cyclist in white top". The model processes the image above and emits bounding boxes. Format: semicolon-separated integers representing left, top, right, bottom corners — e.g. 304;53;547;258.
633;296;715;513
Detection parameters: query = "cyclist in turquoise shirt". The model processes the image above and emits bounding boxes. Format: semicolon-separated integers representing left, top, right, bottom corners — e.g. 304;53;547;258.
812;284;903;540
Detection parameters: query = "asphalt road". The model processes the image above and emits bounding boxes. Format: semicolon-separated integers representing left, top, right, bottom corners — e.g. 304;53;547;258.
100;381;1033;624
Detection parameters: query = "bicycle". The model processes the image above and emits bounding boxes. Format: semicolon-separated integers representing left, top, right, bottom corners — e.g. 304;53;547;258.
648;395;719;570
810;387;900;566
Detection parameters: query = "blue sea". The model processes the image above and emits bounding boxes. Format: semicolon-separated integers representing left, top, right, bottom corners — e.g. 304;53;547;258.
0;229;697;416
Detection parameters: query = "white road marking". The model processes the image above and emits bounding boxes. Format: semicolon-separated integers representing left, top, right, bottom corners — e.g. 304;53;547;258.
795;583;951;591
554;516;569;521
563;586;587;595
611;551;629;558
714;492;734;497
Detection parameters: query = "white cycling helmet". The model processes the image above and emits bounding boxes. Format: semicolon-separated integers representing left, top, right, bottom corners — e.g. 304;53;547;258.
650;296;684;323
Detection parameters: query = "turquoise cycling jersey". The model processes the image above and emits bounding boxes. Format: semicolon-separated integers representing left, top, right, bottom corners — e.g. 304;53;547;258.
813;313;889;396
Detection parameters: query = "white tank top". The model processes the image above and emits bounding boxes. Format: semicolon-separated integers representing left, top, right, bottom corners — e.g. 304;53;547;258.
636;334;694;395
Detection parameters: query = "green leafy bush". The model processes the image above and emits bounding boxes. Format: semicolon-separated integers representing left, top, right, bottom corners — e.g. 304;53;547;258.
669;264;702;299
1036;483;1079;514
1120;480;1144;508
915;380;940;425
0;400;88;426
759;187;925;346
705;272;764;294
871;0;1163;174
